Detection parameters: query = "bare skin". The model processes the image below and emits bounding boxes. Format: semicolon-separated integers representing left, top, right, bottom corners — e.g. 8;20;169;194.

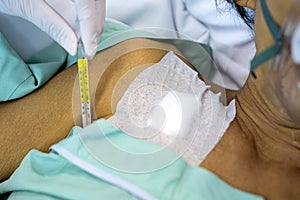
236;0;256;10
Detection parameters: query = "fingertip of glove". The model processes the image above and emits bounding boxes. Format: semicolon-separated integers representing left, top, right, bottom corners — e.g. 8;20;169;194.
82;37;99;59
84;47;97;60
65;40;78;56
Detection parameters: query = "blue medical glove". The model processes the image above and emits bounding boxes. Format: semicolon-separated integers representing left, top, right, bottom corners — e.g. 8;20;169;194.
0;0;105;59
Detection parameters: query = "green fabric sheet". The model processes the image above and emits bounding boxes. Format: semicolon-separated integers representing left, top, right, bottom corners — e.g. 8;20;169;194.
0;119;263;200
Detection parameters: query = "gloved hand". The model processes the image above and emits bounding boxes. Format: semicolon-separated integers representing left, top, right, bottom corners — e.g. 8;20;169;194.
0;0;105;59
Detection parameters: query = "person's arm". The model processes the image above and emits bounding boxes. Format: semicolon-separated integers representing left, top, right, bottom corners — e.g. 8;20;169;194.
0;38;176;181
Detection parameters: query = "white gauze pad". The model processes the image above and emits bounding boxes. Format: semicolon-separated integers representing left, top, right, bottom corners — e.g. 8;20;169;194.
109;51;236;166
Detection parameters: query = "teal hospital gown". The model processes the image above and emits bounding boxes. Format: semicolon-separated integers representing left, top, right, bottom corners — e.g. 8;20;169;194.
0;21;132;101
0;119;263;200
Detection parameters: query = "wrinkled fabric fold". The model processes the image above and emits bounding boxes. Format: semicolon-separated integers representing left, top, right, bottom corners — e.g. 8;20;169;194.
0;119;264;200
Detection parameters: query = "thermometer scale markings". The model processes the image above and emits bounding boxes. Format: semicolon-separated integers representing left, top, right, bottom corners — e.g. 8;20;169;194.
78;58;91;127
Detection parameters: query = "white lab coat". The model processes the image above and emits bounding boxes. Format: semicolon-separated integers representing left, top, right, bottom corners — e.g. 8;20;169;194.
106;0;256;90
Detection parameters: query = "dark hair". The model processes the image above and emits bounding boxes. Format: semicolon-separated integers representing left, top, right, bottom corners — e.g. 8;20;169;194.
224;0;254;29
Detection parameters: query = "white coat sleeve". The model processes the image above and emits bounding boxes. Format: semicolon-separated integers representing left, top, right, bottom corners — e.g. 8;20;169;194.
106;0;255;90
182;0;256;90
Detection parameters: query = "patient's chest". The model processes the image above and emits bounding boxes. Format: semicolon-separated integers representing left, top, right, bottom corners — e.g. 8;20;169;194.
108;51;236;166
